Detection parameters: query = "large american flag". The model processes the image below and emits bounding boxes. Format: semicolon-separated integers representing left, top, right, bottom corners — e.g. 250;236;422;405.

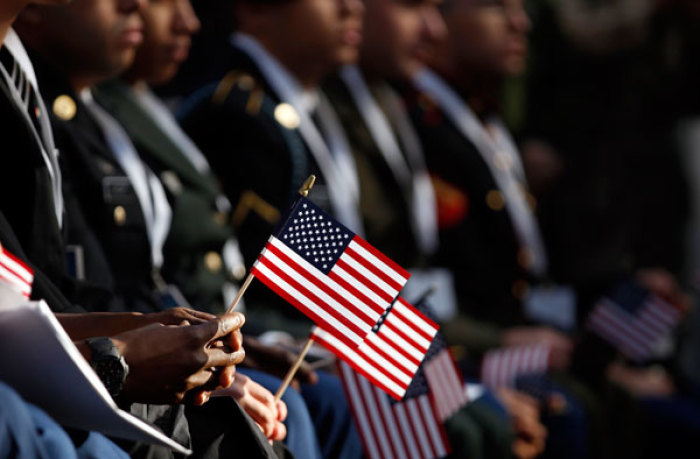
312;296;439;400
480;345;551;389
251;197;410;347
338;360;450;459
0;244;33;299
586;279;682;362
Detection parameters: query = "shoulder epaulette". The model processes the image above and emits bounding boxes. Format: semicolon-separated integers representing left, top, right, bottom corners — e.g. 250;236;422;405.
211;71;264;116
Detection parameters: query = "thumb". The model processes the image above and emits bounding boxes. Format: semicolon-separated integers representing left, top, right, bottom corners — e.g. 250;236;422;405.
203;313;246;342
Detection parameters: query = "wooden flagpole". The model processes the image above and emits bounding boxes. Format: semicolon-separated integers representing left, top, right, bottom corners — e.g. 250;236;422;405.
225;174;316;314
272;174;318;401
274;333;315;402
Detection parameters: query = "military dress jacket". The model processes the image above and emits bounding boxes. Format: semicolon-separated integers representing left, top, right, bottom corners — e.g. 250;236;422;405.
178;47;326;269
403;87;533;328
95;80;237;313
32;56;157;313
177;46;332;330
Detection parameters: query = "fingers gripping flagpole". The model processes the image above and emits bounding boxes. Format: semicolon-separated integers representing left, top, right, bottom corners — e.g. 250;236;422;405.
225;175;317;314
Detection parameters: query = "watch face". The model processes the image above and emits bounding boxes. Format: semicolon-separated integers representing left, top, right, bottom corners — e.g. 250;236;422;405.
94;356;126;396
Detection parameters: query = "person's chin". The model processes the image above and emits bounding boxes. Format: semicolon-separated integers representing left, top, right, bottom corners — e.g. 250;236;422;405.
337;46;361;65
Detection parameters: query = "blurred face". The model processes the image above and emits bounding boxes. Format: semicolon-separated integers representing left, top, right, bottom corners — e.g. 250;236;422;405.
361;0;445;80
128;0;200;85
266;0;364;78
36;0;145;86
444;0;530;78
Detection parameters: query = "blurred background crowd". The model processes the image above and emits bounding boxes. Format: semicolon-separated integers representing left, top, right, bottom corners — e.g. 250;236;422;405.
4;0;700;458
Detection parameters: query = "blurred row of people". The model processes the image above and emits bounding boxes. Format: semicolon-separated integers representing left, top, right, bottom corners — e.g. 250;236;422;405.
3;0;700;458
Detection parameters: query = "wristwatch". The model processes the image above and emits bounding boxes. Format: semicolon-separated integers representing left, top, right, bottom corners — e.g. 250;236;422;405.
85;337;129;397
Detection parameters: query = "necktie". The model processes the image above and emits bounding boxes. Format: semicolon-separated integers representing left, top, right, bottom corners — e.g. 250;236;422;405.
0;46;64;228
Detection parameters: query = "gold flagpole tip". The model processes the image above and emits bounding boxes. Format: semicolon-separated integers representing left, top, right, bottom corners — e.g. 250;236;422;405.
298;175;316;197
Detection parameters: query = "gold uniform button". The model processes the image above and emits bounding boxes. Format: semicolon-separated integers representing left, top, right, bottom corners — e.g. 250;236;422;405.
53;95;77;121
274;103;300;129
113;206;127;226
486;189;505;211
204;251;223;273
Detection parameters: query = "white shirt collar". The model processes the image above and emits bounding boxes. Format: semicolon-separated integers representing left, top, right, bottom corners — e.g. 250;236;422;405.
3;29;38;90
231;33;319;114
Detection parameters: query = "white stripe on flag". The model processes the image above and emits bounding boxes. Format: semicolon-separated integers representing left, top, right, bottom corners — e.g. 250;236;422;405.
348;240;408;285
314;329;407;399
339;252;397;298
253;262;365;345
481;346;551;389
259;249;374;329
425;350;468;422
266;237;381;320
0;252;33;283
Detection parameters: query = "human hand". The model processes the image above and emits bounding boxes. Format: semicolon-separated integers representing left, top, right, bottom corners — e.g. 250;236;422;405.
502;326;574;371
112;313;245;404
635;268;691;315
213;373;288;441
142;307;217;327
496;387;547;459
241;336;318;389
606;360;675;398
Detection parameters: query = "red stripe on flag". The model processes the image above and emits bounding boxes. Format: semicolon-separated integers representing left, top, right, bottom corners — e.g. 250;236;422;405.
263;243;376;325
351;236;410;281
252;266;361;349
397;298;439;332
313;332;407;400
364;337;415;379
343;245;404;293
390;306;436;344
257;258;368;339
328;271;386;315
368;378;399;459
381;320;428;358
373;326;423;369
1;250;33;283
335;258;394;304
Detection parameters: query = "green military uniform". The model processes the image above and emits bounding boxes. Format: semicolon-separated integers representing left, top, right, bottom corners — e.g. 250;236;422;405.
94;79;243;314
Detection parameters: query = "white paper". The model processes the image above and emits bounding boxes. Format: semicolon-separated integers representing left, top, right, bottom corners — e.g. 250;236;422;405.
0;300;191;455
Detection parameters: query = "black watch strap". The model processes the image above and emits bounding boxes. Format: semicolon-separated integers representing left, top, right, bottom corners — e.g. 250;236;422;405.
85;336;129;397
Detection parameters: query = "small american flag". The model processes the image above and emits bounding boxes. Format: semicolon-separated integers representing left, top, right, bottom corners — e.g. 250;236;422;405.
586;279;682;362
422;332;469;422
0;244;33;298
251;197;410;347
312;297;439;400
338;360;450;459
480;345;551;389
